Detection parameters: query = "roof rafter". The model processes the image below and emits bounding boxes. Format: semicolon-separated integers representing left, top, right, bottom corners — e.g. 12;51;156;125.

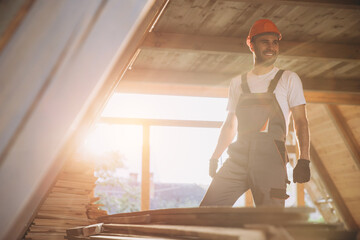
141;32;360;61
310;144;358;230
326;105;360;169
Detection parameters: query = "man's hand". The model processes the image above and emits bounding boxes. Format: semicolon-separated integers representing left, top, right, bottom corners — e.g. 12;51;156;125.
293;159;310;183
209;158;218;178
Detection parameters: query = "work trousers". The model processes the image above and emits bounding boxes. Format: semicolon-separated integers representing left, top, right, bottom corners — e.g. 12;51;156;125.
200;134;288;207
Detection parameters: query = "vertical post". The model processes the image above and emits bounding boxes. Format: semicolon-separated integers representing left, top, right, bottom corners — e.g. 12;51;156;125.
295;142;305;206
245;190;254;207
141;124;150;211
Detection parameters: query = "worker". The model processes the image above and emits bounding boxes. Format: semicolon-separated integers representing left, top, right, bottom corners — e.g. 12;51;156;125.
200;19;310;207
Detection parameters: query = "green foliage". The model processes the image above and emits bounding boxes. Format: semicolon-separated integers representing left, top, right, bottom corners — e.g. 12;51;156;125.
96;189;140;214
92;150;207;214
92;150;141;213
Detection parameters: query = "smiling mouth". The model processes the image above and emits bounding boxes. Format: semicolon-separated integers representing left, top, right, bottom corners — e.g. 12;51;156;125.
264;52;275;56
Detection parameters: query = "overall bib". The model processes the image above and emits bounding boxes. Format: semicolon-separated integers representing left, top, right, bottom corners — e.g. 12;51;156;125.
200;70;289;207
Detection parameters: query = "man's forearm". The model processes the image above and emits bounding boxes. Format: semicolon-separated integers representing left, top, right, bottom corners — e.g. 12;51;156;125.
295;120;310;160
211;122;237;159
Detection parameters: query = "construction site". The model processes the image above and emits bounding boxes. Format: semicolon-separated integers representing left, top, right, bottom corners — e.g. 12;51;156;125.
0;0;359;239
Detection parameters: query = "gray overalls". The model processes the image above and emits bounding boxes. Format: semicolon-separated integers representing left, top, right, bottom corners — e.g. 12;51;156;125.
200;70;289;207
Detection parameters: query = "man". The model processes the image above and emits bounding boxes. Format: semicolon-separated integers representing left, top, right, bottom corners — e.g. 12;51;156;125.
200;19;310;207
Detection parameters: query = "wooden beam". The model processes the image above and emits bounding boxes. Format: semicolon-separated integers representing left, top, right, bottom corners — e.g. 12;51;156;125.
100;117;222;128
245;190;254;207
124;69;232;86
116;69;360;105
121;69;360;93
326;105;360;169
304;91;360;105
103;224;266;240
141;124;150;211
141;32;360;61
117;81;360;105
117;80;229;98
310;144;358;230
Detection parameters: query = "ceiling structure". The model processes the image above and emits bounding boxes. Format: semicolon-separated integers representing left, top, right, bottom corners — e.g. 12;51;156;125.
117;0;360;105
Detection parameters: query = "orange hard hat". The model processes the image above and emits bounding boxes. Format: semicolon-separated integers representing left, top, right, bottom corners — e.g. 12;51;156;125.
246;19;282;47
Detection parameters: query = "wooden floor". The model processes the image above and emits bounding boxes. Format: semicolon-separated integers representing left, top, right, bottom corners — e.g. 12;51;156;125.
66;207;358;240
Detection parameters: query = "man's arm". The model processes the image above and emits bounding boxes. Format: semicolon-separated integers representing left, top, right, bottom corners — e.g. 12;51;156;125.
291;104;311;183
211;112;238;159
291;104;310;160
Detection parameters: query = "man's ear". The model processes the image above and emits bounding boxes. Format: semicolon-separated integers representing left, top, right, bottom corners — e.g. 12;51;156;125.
249;42;254;52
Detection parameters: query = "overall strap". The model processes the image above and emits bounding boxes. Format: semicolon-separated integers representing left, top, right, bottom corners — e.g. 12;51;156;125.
267;69;285;93
241;73;251;93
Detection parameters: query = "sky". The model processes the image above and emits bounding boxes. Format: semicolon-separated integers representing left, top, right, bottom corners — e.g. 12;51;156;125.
81;93;229;185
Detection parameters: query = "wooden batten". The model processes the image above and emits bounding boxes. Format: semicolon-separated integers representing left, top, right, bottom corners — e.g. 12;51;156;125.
24;157;107;240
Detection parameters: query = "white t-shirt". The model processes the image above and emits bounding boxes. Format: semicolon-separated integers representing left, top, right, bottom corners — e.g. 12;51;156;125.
226;67;306;132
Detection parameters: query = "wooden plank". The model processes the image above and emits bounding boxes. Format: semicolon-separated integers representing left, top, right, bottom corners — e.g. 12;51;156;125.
101;215;151;225
148;213;308;226
54;180;95;189
326;105;360;170
33;218;91;227
90;234;178;240
102;224;266;240
98;207;313;218
97;207;313;227
141;32;360;61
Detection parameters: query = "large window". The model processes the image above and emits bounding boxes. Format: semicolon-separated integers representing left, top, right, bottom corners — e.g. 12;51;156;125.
81;93;229;213
79;93;323;219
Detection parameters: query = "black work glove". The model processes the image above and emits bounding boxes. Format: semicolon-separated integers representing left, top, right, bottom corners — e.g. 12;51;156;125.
209;158;218;178
293;159;310;183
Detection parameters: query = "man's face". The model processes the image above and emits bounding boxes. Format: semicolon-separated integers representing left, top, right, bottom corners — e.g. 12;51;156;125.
250;34;279;66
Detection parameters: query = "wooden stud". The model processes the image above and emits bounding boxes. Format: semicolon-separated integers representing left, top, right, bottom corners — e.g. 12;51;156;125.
297;184;305;207
141;125;151;211
294;142;305;207
245;190;254;207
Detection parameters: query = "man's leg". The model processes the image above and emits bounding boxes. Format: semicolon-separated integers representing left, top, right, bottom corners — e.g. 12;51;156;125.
200;159;249;206
249;139;289;207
